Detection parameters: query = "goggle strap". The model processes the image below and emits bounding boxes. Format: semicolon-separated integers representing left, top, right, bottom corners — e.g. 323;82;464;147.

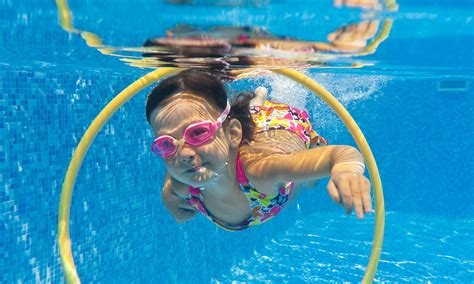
216;101;231;124
173;138;185;146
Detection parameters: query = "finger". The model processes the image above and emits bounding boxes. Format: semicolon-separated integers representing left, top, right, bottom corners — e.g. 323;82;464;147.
334;178;353;214
175;208;198;223
162;186;171;200
327;30;339;43
365;20;380;38
179;203;195;211
171;188;189;200
361;178;373;213
355;21;371;39
327;180;341;204
178;198;195;210
337;25;357;42
357;0;380;9
351;178;364;219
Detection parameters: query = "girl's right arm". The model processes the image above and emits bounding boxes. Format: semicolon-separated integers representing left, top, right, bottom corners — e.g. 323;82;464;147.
243;145;372;218
161;173;198;223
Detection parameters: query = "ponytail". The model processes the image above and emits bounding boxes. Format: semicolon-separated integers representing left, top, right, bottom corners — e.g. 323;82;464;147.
229;91;256;144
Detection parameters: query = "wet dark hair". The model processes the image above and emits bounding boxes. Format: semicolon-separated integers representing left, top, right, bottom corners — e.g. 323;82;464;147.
145;69;255;144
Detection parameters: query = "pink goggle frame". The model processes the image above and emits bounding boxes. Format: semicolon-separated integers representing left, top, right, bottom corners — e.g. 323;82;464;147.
151;101;231;157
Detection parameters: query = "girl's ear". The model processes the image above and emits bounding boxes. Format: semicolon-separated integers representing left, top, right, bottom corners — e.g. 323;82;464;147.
226;118;243;148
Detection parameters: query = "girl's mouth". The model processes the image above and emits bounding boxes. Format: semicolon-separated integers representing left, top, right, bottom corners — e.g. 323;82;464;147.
185;163;208;174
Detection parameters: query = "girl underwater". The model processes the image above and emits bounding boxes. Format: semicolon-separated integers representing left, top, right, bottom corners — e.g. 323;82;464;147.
145;70;372;231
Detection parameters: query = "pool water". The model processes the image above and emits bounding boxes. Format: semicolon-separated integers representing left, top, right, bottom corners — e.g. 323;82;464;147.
216;212;473;282
1;0;473;282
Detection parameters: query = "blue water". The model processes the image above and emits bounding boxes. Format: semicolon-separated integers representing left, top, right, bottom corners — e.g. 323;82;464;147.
1;0;473;282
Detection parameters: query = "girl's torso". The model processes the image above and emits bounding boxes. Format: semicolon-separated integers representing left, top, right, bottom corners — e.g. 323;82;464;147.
196;130;307;228
186;100;327;230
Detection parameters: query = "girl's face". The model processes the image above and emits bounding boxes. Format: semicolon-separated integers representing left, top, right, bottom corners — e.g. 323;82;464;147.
150;93;238;187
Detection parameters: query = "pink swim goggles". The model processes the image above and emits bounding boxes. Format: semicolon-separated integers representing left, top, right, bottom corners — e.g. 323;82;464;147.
151;101;231;157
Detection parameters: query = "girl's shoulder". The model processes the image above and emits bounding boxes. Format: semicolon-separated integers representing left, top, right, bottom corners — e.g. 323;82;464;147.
237;146;282;196
238;141;287;159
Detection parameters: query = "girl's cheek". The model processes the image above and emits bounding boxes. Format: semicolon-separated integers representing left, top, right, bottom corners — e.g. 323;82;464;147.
208;134;230;156
205;146;228;164
201;142;222;156
163;159;177;172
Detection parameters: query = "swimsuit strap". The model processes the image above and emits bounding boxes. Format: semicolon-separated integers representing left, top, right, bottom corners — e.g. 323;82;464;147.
187;186;208;216
235;152;250;186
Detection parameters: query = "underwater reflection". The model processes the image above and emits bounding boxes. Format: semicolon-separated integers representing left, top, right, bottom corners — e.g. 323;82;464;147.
56;0;396;78
165;0;389;10
138;19;381;80
165;0;272;7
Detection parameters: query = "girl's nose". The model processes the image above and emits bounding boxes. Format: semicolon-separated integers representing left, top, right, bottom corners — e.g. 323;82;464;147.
176;144;196;163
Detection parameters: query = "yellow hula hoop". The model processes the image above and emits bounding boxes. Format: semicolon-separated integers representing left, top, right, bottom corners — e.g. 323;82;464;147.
273;69;385;283
58;68;385;283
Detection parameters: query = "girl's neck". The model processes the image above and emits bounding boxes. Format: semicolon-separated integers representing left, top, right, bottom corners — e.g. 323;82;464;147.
201;150;240;199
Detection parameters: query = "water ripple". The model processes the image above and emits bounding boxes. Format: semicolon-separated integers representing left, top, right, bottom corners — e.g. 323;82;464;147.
216;211;474;282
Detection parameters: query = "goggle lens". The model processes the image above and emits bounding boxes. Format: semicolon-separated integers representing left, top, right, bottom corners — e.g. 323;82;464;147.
152;137;177;156
185;123;213;145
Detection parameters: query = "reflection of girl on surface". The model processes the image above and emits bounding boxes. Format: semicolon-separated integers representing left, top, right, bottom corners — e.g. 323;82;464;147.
143;19;381;80
146;70;372;231
143;17;379;81
145;20;380;54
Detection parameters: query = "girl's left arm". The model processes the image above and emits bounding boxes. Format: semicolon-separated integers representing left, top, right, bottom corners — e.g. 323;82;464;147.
244;145;372;218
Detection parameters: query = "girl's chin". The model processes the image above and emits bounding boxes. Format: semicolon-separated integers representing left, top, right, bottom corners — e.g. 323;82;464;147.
189;166;221;186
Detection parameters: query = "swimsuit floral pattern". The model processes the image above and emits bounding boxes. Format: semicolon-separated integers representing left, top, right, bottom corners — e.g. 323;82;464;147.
250;100;327;148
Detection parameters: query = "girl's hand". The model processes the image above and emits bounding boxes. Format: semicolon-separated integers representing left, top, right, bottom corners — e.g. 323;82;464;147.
333;0;382;10
326;172;372;219
162;178;198;224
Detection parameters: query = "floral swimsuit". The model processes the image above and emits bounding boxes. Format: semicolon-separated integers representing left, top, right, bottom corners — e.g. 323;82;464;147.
188;100;327;231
